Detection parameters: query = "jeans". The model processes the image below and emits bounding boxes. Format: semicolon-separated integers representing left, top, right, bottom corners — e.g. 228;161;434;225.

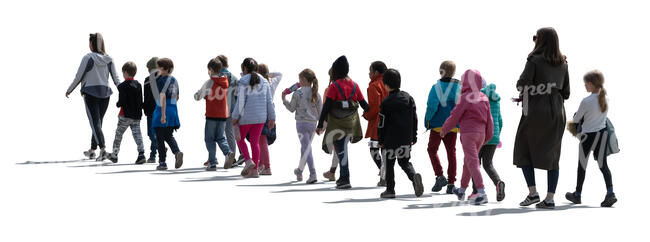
225;116;239;157
146;116;158;159
427;130;457;183
84;95;110;149
205;119;231;166
333;136;351;183
155;127;180;163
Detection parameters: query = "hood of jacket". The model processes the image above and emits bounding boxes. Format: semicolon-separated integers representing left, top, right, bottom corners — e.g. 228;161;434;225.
210;75;229;88
88;52;114;67
383;90;413;111
460;69;484;94
482;83;501;102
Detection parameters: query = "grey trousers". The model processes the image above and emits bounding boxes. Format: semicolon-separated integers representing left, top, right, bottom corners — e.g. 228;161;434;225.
112;116;145;155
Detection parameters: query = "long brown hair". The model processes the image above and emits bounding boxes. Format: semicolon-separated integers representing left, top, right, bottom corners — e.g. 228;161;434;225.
583;70;608;113
299;69;320;103
529;27;566;66
89;33;106;54
257;63;270;80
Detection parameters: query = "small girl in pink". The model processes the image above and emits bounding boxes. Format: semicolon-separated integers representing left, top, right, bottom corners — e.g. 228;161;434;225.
440;69;494;205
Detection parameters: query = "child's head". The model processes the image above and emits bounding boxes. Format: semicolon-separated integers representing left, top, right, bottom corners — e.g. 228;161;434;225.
241;57;260;86
331;55;349;80
207;58;223;76
460;69;483;93
146;57;159;73
439;60;456;78
122;61;137;79
382;68;401;91
257;63;270;80
583;70;608;112
216;55;229;68
156;58;174;75
299;68;319;103
369;61;387;80
89;33;106;54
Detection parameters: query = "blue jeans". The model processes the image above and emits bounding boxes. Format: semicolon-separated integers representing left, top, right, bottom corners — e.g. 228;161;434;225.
205;119;231;166
333;136;350;183
146;116;158;158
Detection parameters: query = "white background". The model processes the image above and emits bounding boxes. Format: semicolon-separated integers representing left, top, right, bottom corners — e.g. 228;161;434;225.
1;0;648;241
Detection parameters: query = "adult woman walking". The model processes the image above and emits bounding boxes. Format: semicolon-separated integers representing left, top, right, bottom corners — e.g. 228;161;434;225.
66;33;121;161
513;27;570;209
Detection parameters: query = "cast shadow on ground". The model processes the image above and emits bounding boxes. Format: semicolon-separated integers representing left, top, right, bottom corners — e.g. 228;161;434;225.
324;193;435;204
68;162;143;168
271;186;381;194
17;159;93;165
455;204;597;216
237;180;335;188
181;175;244;182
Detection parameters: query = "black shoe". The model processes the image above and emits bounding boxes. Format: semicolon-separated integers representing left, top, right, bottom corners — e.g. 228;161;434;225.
107;153;118;163
336;183;352;189
601;193;617;207
205;165;217;171
565;192;582;204
156;162;168;171
174;152;183;169
496;181;506;202
519;194;540;206
380;190;396;199
147;156;156;163
377;179;386;187
234;155;245;166
432;176;448;192
412;173;424;197
535;200;555;209
445;184;455;194
135;155;146;165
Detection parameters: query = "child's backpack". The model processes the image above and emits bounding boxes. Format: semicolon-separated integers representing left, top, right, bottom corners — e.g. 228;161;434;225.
330;80;359;119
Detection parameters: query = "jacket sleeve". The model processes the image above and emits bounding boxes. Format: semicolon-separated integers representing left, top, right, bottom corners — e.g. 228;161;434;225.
108;62;122;87
194;79;213;101
573;99;587;123
266;85;276;121
424;84;439;129
116;83;125;108
441;96;467;135
283;91;299;113
484;103;494;143
67;55;91;94
516;60;536;92
231;84;245;120
377;104;387;146
561;68;570;100
362;85;381;121
316;94;323;118
411;97;418;144
318;98;334;129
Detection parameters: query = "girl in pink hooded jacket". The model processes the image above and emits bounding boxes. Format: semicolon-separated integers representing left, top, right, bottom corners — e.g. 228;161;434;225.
440;69;494;205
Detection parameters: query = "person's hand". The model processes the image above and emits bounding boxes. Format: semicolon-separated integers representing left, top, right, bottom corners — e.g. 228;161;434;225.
161;114;167;124
281;92;287;100
439;131;445;138
316;127;324;135
377;144;383;148
232;119;239;126
268;120;275;129
65;92;70;98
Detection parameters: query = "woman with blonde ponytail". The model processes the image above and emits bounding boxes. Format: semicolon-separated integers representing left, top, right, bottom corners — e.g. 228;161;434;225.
565;70;617;207
282;69;323;183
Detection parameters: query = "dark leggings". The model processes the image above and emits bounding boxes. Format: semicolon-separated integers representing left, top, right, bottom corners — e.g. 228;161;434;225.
155;127;180;163
384;146;416;191
472;144;501;191
576;129;613;194
369;140;383;170
84;95;110;150
522;165;559;194
333;136;350;183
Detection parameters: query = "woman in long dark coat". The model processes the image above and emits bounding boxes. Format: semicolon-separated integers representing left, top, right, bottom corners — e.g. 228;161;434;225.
513;27;570;209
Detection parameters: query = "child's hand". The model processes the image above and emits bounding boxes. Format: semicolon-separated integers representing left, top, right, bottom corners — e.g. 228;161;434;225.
281;92;287;100
161;114;167;124
439;132;445;138
232;119;239;126
65;92;70;98
316;127;324;135
268;120;275;129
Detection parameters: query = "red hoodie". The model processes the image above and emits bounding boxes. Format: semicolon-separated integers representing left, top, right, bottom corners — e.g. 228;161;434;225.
441;69;494;143
205;76;229;119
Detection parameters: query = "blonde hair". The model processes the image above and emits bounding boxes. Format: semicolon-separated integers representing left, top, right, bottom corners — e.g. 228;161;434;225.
583;70;608;113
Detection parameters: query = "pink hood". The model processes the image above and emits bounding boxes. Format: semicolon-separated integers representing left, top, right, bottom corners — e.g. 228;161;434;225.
461;69;485;94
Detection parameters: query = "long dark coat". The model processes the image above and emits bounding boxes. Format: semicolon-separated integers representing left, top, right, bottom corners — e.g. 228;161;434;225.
513;55;570;171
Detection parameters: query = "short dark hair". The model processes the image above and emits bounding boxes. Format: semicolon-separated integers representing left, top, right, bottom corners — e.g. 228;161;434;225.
439;60;456;78
146;57;158;72
122;61;137;77
382;68;401;89
207;58;223;73
216;55;229;68
370;61;387;74
157;58;174;73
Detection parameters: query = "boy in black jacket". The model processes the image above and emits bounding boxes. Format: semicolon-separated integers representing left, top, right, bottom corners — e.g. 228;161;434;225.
107;62;146;164
377;69;424;198
143;57;159;163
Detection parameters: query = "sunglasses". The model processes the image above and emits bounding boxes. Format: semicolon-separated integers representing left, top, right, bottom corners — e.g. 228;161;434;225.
533;35;537;42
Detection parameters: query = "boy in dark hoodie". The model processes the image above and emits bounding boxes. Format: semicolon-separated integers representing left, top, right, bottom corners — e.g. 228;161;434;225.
377;68;424;198
107;62;145;164
143;57;159;163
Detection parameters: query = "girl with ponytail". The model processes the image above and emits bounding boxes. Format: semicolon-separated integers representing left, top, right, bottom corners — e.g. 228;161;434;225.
282;69;322;183
255;63;283;175
565;70;617;207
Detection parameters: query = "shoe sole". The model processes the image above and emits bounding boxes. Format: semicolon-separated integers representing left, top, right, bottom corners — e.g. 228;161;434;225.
135;160;146;165
241;163;255;176
520;198;541;207
601;198;617;207
206;168;217;171
175;152;183;169
565;193;582;204
306;179;317;184
336;184;352;189
381;194;396;199
413;174;424;197
156;167;168;171
224;153;236;169
496;181;506;202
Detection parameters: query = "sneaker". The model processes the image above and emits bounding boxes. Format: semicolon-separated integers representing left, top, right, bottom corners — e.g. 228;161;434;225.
323;171;336;182
107;153;118;163
257;164;266;174
147;156;156;163
260;168;272;176
244;169;259;178
294;168;303;181
205;165;217;171
336;183;352;189
203;161;209;167
496;181;506;202
452;187;465;201
380;190;396;199
174;152;183;169
520;193;541;206
224;152;236;169
468;193;479;201
565;192;582;204
234;155;246;166
156;162;168;171
83;150;96;160
471;193;488;205
536;200;555;209
96;150;108;161
446;184;455;194
601;193;617;207
377;179;386;187
431;176;448;192
241;160;255;176
306;174;317;184
135;155;146;165
412;173;424;197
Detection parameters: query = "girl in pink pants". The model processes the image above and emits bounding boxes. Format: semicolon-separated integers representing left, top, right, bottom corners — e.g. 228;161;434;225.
441;69;494;205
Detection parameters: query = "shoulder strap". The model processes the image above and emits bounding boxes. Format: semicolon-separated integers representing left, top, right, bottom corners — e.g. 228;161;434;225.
334;81;347;100
350;82;357;100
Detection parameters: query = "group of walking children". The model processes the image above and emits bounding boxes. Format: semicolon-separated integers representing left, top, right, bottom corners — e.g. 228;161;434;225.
66;29;619;207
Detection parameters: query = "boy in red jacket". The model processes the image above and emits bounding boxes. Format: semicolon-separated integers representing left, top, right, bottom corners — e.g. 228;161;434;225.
194;58;236;171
